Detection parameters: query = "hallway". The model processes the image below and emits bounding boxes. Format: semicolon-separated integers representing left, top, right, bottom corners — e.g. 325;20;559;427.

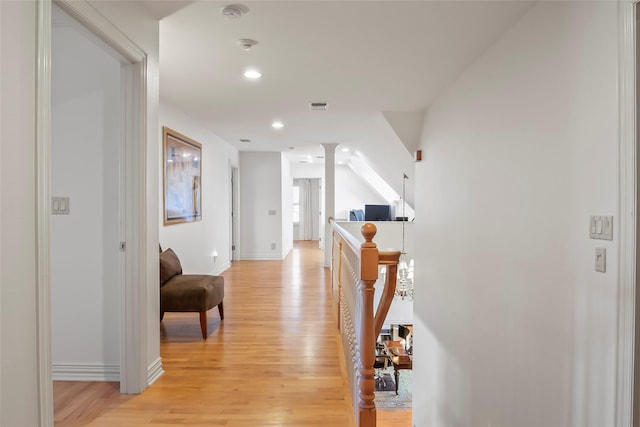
54;241;411;426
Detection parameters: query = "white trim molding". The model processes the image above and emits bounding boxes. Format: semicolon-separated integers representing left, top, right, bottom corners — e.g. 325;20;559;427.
0;0;3;420
210;262;231;277
617;2;637;427
147;357;164;387
52;364;120;382
36;1;53;426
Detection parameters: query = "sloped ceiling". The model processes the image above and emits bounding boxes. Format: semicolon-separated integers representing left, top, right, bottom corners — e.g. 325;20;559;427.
158;1;535;206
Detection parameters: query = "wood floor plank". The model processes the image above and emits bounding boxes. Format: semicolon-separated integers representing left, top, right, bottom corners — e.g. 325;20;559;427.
54;241;411;426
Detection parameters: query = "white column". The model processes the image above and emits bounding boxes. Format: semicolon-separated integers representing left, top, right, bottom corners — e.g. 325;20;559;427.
321;143;338;267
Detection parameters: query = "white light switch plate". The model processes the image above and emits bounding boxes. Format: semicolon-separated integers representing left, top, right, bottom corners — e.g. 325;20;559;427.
590;216;613;240
52;197;70;215
595;247;606;273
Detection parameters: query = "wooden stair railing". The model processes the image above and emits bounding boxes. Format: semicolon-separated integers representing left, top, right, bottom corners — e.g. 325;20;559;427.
329;219;401;427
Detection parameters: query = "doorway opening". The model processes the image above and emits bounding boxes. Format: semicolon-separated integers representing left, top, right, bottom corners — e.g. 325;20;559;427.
293;178;321;242
230;165;239;261
50;4;125;390
37;1;149;424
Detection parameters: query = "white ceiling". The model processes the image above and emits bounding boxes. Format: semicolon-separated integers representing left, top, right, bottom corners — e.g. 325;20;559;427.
156;1;534;202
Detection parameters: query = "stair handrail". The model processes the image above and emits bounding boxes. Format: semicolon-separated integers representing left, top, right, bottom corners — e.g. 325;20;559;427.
329;218;401;427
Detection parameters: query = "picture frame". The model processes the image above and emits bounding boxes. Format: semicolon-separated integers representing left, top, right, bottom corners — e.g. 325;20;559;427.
163;126;202;225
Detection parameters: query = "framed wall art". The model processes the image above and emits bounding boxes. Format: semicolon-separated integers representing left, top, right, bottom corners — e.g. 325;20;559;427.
163;126;202;225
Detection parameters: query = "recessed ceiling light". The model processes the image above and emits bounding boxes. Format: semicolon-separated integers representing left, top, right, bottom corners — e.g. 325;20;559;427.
182;153;190;157
341;148;350;152
239;138;252;143
244;69;262;79
289;146;295;150
272;121;284;129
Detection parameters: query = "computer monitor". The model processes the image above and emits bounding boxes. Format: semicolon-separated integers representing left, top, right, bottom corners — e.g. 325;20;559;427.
364;204;392;221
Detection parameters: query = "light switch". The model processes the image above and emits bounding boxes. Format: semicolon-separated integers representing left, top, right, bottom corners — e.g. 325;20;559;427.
52;197;70;215
603;217;611;236
589;215;613;240
595;247;606;273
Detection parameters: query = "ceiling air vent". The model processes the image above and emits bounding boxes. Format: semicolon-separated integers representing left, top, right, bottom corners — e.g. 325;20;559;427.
310;102;328;111
239;138;251;143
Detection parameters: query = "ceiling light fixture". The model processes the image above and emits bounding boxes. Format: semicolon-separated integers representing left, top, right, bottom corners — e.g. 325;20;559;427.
221;4;249;20
239;138;252;143
244;69;262;79
272;121;284;129
341;147;350;152
395;173;414;301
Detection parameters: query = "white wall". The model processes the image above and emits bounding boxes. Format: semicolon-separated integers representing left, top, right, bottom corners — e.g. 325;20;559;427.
240;151;286;259
290;163;387;220
50;20;121;378
0;2;38;425
159;103;239;275
413;3;619;427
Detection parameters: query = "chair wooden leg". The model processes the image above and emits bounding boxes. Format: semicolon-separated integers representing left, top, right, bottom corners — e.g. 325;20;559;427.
199;311;207;339
218;301;224;320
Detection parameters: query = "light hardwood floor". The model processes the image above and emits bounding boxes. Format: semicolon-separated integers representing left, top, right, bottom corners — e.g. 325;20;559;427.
54;241;411;426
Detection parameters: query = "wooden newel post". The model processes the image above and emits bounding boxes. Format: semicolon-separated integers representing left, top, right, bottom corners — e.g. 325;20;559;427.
358;223;378;427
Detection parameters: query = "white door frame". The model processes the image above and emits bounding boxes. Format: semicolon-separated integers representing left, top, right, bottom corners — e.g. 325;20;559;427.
36;0;148;425
230;164;240;261
618;2;637;427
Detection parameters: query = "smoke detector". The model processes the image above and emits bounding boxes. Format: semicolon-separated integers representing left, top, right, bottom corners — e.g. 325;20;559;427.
221;4;249;20
238;38;258;51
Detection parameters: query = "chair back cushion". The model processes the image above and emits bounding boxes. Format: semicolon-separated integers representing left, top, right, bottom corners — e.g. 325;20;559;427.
160;248;182;286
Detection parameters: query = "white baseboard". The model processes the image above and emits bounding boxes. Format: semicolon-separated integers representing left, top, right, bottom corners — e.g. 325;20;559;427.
240;253;282;260
147;357;164;387
210;262;231;276
52;363;119;381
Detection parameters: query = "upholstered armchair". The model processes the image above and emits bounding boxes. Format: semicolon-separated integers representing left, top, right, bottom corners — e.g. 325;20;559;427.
159;247;224;339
